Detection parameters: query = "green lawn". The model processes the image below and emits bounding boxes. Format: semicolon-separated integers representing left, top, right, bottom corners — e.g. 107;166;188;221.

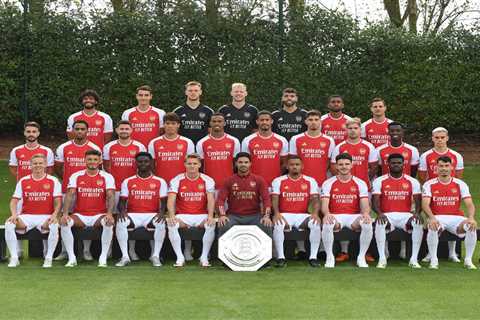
1;162;480;319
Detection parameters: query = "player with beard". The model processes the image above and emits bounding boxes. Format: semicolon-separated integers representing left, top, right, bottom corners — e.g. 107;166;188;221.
321;95;352;145
272;88;308;141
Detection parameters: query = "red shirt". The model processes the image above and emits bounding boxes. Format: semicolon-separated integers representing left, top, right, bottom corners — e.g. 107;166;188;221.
68;170;116;216
9;144;54;180
148;135;195;184
13;174;62;215
66;110;113;149
289;132;335;185
321;113;352;145
422;177;471;216
419;148;464;179
55;141;102;193
361;118;392;148
196;134;240;189
168;173;215;215
372;174;421;213
376;143;419;176
271;175;319;214
321;176;369;214
241;133;288;186
217;173;271;216
121;106;166;148
103;140;146;190
120;175;167;213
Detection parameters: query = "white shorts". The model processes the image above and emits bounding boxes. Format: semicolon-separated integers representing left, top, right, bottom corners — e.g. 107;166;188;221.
72;213;105;227
17;214;51;233
176;214;208;227
333;214;361;230
281;213;310;230
436;215;467;238
128;213;156;229
383;212;413;233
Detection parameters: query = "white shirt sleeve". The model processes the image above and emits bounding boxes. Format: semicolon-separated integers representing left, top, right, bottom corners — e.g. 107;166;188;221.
121;109;129;121
12;181;23;199
196;140;204;159
187;139;195;155
327;137;335;159
205;176;215;193
148;140;156;159
411;178;421;195
280;136;288;156
103;142;112;161
410;146;420;166
367;143;378;163
105;172;116;189
55;144;65;163
53;178;62;197
233;137;241;157
159;179;168;198
371;177;382;195
308;178;319;195
270;178;281;195
120;179;129;198
418;152;427;171
67;173;78;189
330;145;340;163
422;181;432;197
357;179;369;198
360;122;367;138
9;148;17;166
46;148;54;167
289;136;298;155
458;180;471;198
241;135;252;153
455;153;464;170
157;109;166;128
168;176;180;193
103;114;114;133
320;179;333;198
66;114;75;132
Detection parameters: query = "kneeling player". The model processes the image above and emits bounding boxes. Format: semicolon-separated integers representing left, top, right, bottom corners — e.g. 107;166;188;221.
115;152;168;267
372;154;423;268
271;156;321;267
5;154;61;268
321;153;373;268
422;156;477;269
60;150;116;267
167;154;216;267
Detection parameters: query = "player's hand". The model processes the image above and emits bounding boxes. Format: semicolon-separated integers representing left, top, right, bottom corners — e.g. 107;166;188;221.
260;215;273;227
166;216;178;227
361;214;372;224
412;213;423;224
310;214;321;225
218;215;229;227
376;214;388;224
118;211;128;222
264;207;272;216
466;218;477;231
60;214;71;226
428;217;441;231
323;214;336;225
7;215;17;224
272;214;284;226
104;214;115;226
48;215;58;225
154;214;164;224
205;217;216;226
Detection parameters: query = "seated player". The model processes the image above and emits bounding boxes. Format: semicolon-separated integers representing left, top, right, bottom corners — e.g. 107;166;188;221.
4;154;61;268
60;149;116;267
115;152;168;267
166;154;216;267
372;154;423;269
271;156;321;267
422;156;477;269
321;153;373;268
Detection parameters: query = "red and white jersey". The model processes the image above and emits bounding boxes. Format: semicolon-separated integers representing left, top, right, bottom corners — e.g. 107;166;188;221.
419;148;464;179
321;176;369;214
289;132;335;185
168;173;215;215
376;143;419;176
55;141;102;193
331;139;377;188
361;118;393;148
120;175;167;213
271;175;319;214
68;170;115;216
66;110;113;149
9;144;54;180
241;133;289;186
422;177;470;216
196;134;240;189
103;140;146;190
13;174;61;215
148;135;195;184
321;113;352;145
372;174;421;213
121;106;166;148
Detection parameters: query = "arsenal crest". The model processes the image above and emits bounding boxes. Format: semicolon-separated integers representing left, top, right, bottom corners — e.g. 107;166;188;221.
359;148;366;155
273;142;280;148
225;143;232;149
301;184;308;190
177;144;184;150
198;184;205;190
199;112;206;119
96;179;104;186
402;183;410;190
296;116;302;122
402;151;409;158
129;150;137;155
149;116;156;122
350;186;357;192
341;124;346;129
320;142;326;148
451;188;458;193
250;181;256;188
95;120;102;126
150;183;157;189
43;183;50;190
244;112;251;118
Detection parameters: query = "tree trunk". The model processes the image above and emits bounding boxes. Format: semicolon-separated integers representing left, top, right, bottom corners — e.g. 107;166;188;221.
407;0;418;34
383;0;402;27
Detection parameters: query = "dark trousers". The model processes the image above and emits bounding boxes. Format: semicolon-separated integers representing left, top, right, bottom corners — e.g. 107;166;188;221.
218;213;273;238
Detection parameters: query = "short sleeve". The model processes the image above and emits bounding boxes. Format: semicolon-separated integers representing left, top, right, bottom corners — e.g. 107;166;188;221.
320;180;332;198
241;136;250;153
103;114;113;133
120;179;129;198
327;137;335;158
360;122;367;138
205;176;215;193
121;110;129;121
103;143;112;160
368;143;378;163
456;153;464;170
330;145;340;163
280;137;288;156
159;179;168;198
289;136;298;155
9;149;17;166
12;181;23;199
371;177;382;195
53;178;62;197
46;148;54;167
105;173;116;189
157;109;166;127
196;140;204;159
308;178;319;195
233;137;241;157
187;139;195;155
422;182;432;197
410;146;420;165
67;174;78;189
411;178;421;195
270;178;281;195
148;140;156;159
418;153;427;171
55;145;65;162
168;176;180;194
459;180;471;199
66;114;74;132
358;180;369;198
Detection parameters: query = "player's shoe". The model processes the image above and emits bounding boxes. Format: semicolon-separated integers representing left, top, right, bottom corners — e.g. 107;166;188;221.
421;253;431;263
98;259;108;268
150;256;162;267
42;258;53;268
293;251;307;261
324;257;335;268
199;259;211;268
335;252;349;262
376;259;387;269
449;255;461;263
357;257;369;268
275;259;287;268
464;260;477;270
83;251;93;261
7;257;20;268
308;259;320;268
173;260;185;267
365;254;375;262
408;261;422;269
428;262;439;269
115;257;130;267
54;252;68;261
65;259;77;267
129;248;140;261
184;249;194;262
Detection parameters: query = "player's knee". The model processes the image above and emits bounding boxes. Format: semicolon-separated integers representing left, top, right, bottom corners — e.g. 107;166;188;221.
361;222;372;232
322;223;334;233
273;223;284;232
427;228;438;237
5;222;16;231
167;222;179;230
152;220;165;229
49;223;59;232
375;222;386;230
116;220;129;229
308;220;320;230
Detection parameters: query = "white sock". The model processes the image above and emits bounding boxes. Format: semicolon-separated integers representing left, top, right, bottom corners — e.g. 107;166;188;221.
149;240;154;257
340;241;349;253
45;224;59;260
308;220;321;260
427;229;439;264
43;240;48;257
200;224;215;262
168;223;184;263
400;241;406;254
319;240;325;252
321;223;335;261
99;219;113;262
464;227;477;263
410;222;423;263
83;240;92;254
273;223;285;259
60;220;76;261
116;220;129;259
296;240;306;252
375;223;387;261
184;240;192;256
151;221;166;258
61;242;67;255
448;240;456;257
358;223;373;259
17;240;23;254
5;222;18;259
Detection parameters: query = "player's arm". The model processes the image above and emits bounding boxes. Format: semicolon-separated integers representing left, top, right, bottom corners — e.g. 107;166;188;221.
421;196;440;230
371;194;385;222
206;192;215;226
8;198;19;222
271;194;282;224
104;189;115;226
166;193;177;224
368;161;378;181
61;188;75;226
321;196;334;224
117;197;128;220
54;161;64;178
359;197;372;223
463;197;477;231
455;170;464;179
8;166;17;178
309;194;322;224
412;194;422;221
103;160;111;173
417;171;427;184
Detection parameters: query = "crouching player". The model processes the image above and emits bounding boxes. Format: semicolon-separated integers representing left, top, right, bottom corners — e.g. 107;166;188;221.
115;152;168;267
166;154;216;267
422;156;477;269
5;154;61;268
60;150;116;267
321;153;373;268
372;154;423;269
271;155;321;267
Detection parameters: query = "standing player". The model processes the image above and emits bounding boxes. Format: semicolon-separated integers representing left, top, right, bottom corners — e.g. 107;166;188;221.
271;156;321;267
321;153;373;268
422;156;477;269
218;83;258;142
241;111;289;187
66;89;113;149
4;154;61;268
166;154;216;267
60;150;116;267
148;113;195;184
121;85;166;148
173;81;214;145
321;95;352;145
361;98;393;148
272;88;308;141
116;152;168;267
372;154;423;268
